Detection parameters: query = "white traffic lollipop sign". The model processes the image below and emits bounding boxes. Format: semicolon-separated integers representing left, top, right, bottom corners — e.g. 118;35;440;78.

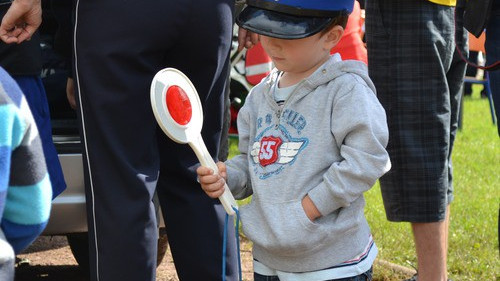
150;68;238;216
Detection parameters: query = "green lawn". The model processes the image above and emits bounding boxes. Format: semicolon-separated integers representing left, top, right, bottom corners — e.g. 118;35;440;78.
228;87;499;281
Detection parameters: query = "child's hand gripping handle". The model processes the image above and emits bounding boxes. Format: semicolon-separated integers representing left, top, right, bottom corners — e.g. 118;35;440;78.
189;135;238;216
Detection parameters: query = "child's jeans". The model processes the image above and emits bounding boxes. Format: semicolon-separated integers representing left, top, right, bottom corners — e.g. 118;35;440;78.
254;267;373;281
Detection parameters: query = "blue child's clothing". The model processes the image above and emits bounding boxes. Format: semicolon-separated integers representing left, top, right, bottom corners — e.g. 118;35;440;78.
0;67;52;253
13;76;66;198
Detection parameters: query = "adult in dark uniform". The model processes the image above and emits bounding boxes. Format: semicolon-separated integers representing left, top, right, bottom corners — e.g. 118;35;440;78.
71;1;238;281
1;1;238;279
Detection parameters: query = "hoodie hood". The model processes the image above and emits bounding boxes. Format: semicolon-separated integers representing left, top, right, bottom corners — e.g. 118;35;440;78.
263;54;377;102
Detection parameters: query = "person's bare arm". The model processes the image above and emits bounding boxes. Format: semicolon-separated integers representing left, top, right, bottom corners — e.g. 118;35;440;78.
0;0;42;44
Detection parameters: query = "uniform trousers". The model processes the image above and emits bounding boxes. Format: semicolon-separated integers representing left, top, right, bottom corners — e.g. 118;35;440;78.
74;0;238;280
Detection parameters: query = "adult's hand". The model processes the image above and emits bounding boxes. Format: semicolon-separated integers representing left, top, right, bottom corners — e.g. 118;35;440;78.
0;0;42;44
237;27;259;51
66;77;77;110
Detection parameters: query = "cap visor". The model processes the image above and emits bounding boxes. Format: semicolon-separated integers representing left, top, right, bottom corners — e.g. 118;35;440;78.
236;6;333;39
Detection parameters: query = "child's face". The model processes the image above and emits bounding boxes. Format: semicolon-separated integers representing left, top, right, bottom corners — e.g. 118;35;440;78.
260;27;341;80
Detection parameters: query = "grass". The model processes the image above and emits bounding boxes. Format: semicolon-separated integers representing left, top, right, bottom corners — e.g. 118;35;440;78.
228;85;499;281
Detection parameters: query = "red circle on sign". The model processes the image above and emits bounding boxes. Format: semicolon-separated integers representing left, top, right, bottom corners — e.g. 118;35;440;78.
166;85;192;125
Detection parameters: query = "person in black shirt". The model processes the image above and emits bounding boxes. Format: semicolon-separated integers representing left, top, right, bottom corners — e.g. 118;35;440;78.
0;1;66;199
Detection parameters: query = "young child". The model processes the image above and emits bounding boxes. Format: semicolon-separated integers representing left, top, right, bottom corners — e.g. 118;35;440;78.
0;66;52;279
197;1;390;280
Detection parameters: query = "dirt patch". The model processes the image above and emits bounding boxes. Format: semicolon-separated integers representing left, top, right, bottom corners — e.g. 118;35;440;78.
15;236;414;281
15;235;254;281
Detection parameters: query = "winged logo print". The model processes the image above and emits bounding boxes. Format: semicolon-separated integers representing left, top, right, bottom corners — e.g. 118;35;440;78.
250;137;305;166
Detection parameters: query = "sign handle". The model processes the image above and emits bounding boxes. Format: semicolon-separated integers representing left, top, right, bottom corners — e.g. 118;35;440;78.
189;135;238;216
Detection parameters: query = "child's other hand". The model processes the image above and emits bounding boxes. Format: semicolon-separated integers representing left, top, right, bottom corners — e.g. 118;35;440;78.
196;162;227;199
302;195;322;221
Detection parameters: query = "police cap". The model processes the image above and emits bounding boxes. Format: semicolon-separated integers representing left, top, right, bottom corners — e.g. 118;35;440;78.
236;0;354;39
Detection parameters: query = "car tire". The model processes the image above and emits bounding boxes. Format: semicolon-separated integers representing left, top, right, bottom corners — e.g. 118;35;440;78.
67;227;169;274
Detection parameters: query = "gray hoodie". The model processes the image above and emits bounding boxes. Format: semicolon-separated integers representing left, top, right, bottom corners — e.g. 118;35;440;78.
226;55;391;272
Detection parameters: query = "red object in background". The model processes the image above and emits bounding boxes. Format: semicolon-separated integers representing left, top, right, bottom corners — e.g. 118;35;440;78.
330;0;367;64
166;85;192;125
229;105;239;134
245;42;273;85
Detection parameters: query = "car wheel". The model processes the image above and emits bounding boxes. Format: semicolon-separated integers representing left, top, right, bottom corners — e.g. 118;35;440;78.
67;227;169;273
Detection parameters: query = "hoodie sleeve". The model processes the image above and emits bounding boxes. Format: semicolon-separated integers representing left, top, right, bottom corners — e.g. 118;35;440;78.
307;81;391;216
225;94;254;200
